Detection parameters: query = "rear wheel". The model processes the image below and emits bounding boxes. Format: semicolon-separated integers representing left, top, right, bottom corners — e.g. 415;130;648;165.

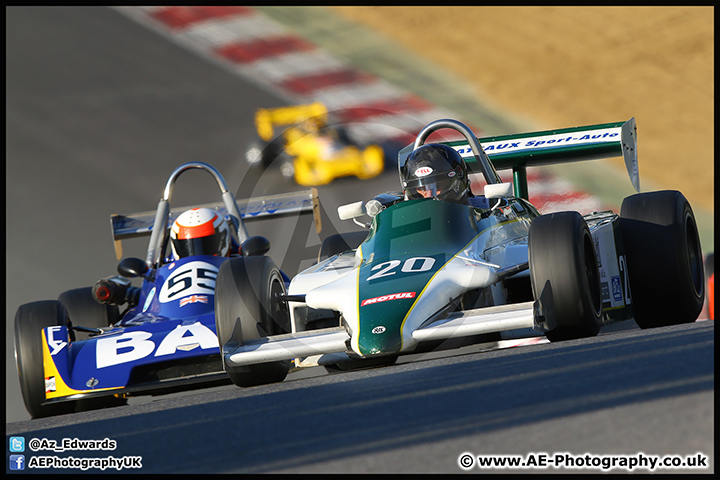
14;301;77;418
246;139;289;170
318;231;368;262
58;288;128;412
215;256;291;387
620;190;704;328
58;287;119;341
529;212;603;342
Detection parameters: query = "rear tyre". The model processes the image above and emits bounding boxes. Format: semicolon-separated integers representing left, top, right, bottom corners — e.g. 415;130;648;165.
215;256;291;387
529;212;603;342
58;287;119;341
14;301;77;418
246;139;289;170
318;231;368;262
58;288;128;411
620;190;704;328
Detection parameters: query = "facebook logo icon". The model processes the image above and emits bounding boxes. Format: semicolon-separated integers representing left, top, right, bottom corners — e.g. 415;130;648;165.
9;455;25;471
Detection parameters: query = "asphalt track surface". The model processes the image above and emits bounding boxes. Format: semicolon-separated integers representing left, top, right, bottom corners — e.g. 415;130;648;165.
6;7;714;474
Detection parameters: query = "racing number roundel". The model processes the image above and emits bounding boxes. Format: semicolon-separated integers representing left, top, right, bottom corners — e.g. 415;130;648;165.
159;261;218;303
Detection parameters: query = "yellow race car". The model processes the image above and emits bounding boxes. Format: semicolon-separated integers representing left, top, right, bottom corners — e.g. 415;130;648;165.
245;102;385;186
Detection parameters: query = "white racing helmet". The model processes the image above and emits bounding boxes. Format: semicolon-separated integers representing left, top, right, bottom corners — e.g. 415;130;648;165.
170;207;230;259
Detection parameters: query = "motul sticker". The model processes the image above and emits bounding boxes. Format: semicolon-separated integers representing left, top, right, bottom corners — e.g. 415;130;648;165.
361;291;416;306
414;166;433;177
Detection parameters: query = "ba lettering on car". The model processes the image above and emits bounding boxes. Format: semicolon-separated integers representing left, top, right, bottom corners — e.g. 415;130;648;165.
94;322;218;368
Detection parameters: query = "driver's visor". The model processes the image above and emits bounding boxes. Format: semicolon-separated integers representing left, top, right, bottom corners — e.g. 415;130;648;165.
405;176;457;200
172;231;226;258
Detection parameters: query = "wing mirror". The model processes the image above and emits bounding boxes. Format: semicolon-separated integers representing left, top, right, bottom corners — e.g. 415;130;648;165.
337;200;365;220
241;236;270;256
118;257;150;279
484;182;513;199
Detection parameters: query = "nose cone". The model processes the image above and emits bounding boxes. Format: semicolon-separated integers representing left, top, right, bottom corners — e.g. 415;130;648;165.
354;322;403;357
353;289;420;357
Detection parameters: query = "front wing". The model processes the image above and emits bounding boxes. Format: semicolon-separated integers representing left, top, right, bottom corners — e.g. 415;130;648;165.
41;321;228;404
224;301;537;368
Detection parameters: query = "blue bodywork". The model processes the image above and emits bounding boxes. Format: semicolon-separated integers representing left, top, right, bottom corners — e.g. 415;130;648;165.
43;255;233;402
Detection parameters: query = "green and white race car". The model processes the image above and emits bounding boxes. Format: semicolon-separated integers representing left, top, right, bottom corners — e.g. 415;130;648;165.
213;118;705;387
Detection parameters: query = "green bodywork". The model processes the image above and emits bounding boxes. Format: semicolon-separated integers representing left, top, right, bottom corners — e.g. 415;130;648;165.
354;197;537;356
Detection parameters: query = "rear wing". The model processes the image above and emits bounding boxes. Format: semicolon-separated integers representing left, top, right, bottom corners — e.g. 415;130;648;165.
400;118;638;199
110;189;318;260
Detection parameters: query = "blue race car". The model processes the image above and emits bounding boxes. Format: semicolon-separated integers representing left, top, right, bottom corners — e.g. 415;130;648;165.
14;161;315;418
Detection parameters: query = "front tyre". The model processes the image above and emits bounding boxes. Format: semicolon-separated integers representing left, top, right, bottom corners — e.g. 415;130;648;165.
14;301;77;418
324;355;398;374
620;190;704;328
529;212;603;342
215;256;291;387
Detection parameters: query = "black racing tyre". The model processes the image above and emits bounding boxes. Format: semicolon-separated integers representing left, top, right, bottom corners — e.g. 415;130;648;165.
620;190;704;328
215;256;291;387
263;138;291;169
247;138;292;170
331;124;355;146
324;355;398;374
14;301;77;418
318;231;368;262
529;212;603;342
58;287;119;341
57;289;128;411
246;139;287;170
704;252;713;279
